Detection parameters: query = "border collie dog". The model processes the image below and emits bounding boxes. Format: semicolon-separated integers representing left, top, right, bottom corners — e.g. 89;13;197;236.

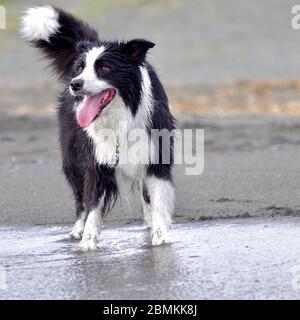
21;6;175;252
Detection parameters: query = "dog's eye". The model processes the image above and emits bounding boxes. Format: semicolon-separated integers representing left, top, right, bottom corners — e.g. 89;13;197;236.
99;66;111;74
77;64;84;74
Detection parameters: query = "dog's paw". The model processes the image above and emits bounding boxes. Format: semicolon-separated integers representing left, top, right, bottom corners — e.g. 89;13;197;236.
63;218;85;241
151;228;170;246
144;221;152;229
63;231;83;240
76;238;98;252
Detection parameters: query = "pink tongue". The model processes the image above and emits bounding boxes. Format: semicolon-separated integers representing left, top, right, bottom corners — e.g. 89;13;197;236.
77;92;108;128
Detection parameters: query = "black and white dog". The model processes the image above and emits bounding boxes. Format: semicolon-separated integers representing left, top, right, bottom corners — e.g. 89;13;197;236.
21;6;175;252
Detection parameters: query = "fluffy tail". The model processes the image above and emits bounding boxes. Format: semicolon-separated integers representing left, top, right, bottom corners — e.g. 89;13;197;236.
20;6;99;81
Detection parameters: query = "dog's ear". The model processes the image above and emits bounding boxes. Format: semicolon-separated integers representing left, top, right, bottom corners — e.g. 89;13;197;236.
120;39;155;62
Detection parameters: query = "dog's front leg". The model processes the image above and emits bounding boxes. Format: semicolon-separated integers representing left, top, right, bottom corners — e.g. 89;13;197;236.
77;169;102;252
77;165;118;252
146;176;175;246
77;207;101;252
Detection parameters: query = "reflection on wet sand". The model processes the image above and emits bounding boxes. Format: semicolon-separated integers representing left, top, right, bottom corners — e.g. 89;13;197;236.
1;218;299;299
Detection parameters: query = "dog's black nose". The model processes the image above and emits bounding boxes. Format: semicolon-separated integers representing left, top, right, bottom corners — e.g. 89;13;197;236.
71;79;83;91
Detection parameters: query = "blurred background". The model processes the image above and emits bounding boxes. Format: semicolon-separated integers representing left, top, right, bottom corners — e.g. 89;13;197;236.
2;0;300;114
1;0;300;225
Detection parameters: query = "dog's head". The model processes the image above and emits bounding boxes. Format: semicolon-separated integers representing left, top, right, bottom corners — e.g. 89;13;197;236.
69;39;155;128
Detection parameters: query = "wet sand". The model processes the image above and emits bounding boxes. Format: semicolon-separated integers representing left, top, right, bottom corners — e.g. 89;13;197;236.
1;217;299;299
1;114;300;225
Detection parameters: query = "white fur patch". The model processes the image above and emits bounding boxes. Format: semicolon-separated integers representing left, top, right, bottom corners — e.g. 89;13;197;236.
20;6;60;42
146;176;174;245
138;65;154;128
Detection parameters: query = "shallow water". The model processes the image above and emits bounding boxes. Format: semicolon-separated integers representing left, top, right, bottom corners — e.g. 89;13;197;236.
0;217;300;299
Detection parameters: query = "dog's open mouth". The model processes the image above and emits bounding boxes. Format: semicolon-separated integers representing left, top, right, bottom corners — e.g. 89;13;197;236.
76;88;116;128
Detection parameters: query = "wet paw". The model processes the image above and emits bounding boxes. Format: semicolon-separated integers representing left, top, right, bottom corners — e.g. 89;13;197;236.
63;231;82;240
76;237;98;252
151;228;170;246
64;218;85;241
